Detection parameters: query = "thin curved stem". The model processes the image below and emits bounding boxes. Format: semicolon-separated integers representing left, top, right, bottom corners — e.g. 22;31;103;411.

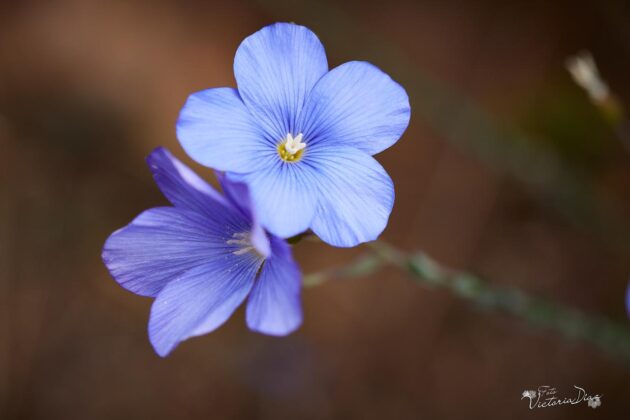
304;241;630;365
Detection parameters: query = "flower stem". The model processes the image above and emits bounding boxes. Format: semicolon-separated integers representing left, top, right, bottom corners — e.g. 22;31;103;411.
304;241;630;365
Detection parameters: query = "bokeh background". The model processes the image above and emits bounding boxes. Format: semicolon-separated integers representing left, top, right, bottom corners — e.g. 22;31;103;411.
2;0;630;419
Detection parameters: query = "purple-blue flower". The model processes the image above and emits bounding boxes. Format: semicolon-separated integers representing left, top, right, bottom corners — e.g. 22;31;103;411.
177;23;410;247
102;148;302;357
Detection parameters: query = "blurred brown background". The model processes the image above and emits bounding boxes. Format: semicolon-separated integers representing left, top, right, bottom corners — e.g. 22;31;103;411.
2;0;630;419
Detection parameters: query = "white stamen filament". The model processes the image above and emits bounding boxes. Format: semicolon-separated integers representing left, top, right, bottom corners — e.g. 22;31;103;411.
284;133;306;155
226;232;254;255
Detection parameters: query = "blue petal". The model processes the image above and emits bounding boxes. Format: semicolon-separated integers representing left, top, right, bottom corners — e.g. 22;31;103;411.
626;282;630;318
246;236;302;336
177;88;269;172
299;61;410;155
234;23;328;140
217;172;271;258
147;147;229;214
102;205;250;297
228;159;319;239
149;253;262;357
308;147;394;247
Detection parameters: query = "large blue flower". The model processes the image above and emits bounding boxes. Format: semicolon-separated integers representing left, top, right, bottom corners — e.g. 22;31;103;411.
102;148;302;357
177;23;410;247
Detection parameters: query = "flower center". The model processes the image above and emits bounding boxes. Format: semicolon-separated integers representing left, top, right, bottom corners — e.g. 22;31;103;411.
277;133;306;162
226;232;256;256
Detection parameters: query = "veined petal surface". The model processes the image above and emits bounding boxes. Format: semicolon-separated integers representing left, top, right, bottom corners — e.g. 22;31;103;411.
147;147;229;214
149;253;262;357
234;22;328;140
299;61;410;155
177;87;269;172
228;161;319;239
246;236;302;335
218;172;271;258
103;207;248;297
308;147;394;247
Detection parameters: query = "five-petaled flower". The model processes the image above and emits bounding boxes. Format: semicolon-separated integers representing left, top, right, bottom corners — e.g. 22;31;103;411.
587;396;601;409
177;22;410;247
521;390;536;400
102;148;302;356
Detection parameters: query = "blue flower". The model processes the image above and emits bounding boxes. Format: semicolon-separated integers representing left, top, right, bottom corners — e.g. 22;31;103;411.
102;148;302;357
177;23;410;247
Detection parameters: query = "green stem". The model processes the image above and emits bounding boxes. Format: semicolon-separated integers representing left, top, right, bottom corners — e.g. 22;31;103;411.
305;241;630;365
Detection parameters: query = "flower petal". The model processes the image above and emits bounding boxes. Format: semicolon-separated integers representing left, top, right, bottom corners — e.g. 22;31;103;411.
176;87;269;172
149;253;262;357
234;22;328;140
102;206;249;297
308;147;394;247
217;172;271;258
299;61;410;155
246;237;302;336
147;147;229;214
227;160;318;239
